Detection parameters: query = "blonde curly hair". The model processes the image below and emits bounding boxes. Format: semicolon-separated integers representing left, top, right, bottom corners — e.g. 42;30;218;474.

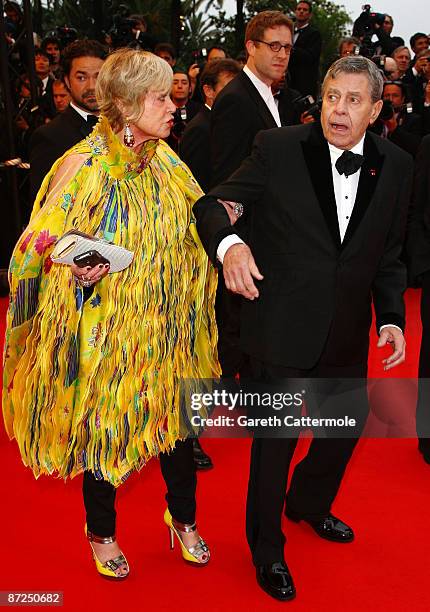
96;48;173;131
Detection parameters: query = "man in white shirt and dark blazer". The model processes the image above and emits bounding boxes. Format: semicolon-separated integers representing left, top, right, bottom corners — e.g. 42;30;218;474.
209;10;293;378
194;56;411;602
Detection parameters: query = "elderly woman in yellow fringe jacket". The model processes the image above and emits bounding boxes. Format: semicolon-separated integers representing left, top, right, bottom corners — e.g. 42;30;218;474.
3;49;219;579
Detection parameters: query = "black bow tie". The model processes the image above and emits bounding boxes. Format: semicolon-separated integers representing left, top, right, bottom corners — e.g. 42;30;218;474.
86;115;98;128
335;150;364;177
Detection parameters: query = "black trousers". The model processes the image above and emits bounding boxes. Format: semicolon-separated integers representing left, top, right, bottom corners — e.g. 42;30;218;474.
417;271;430;454
245;356;368;566
83;439;196;537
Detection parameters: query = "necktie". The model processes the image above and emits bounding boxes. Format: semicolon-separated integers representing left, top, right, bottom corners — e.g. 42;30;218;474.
335;150;364;177
86;115;98;129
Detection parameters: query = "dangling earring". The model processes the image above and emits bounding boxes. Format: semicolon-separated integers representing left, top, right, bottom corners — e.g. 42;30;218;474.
123;120;135;147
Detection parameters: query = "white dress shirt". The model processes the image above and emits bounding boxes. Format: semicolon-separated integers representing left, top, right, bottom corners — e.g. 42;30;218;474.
329;135;364;242
293;22;309;44
70;102;98;122
243;65;281;127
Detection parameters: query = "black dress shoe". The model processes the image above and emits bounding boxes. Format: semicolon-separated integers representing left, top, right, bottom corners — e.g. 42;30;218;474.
418;440;430;465
286;510;354;543
192;439;213;470
256;562;296;601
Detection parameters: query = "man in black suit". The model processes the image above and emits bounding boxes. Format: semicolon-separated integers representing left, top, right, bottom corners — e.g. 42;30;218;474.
166;71;202;153
406;135;430;464
371;81;423;157
287;1;322;99
180;59;241;192
210;11;293;187
210;10;293;378
29;39;108;202
194;56;411;601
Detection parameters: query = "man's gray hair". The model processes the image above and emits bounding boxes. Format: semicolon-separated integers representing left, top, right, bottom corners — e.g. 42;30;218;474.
322;56;384;103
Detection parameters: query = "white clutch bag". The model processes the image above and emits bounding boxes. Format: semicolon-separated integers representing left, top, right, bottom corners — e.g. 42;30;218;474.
50;230;134;273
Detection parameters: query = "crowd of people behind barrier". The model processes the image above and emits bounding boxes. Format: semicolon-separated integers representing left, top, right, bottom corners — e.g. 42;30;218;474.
2;1;430;182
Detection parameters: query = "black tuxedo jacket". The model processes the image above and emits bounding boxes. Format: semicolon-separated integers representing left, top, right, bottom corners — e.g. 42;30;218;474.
29;106;94;202
194;123;412;369
288;25;322;99
276;86;302;127
179;106;211;192
406;134;430;284
210;70;278;187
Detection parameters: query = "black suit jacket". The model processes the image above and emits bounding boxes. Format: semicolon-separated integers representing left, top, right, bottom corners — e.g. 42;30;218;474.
388;111;423;157
29;106;94;202
210;70;278;187
406;134;430;284
288;25;322;99
275;86;302;127
194;123;412;369
179;106;211;192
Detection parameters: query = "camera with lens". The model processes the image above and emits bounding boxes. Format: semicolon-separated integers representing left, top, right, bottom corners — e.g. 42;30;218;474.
293;94;321;120
379;99;394;121
352;5;386;57
353;4;385;37
48;26;78;47
371;54;386;69
191;48;208;70
170;107;188;141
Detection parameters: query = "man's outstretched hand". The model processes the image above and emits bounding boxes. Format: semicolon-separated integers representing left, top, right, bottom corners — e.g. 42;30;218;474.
223;244;263;300
377;326;406;371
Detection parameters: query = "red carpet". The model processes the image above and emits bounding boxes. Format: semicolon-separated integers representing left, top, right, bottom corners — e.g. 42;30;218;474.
1;292;429;611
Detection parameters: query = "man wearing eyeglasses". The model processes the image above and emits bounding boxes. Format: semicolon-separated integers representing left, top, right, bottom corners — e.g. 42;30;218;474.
287;1;322;100
210;10;294;382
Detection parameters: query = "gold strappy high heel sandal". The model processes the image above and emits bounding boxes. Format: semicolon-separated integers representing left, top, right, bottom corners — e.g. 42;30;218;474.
85;525;129;580
163;508;210;565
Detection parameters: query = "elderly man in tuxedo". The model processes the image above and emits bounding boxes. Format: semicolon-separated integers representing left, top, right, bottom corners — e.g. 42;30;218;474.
194;56;412;601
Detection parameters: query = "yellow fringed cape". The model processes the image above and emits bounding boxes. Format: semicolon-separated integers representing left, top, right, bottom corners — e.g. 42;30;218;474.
2;116;219;486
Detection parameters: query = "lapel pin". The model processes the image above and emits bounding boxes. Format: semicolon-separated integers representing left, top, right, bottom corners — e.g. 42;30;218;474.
370;168;376;176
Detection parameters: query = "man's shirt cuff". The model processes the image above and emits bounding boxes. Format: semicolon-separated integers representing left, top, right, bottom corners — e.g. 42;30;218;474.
379;324;403;334
217;234;245;263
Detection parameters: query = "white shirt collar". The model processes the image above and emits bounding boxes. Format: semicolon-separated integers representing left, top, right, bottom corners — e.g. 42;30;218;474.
70;102;98;122
295;22;310;32
243;64;275;105
328;134;365;164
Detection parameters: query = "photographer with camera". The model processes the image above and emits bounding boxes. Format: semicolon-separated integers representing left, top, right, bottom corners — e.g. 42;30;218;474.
371;80;422;156
405;49;430;118
410;33;430;62
187;46;228;100
352;5;404;58
166;70;201;153
338;36;361;58
108;10;156;50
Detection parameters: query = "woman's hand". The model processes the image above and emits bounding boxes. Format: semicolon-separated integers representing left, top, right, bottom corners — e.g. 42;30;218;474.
71;262;110;287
